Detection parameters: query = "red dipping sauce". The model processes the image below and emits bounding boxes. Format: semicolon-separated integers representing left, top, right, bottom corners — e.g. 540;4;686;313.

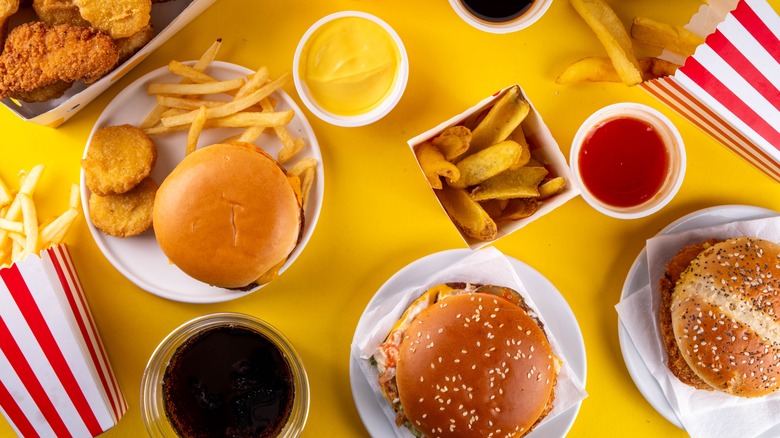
578;117;668;208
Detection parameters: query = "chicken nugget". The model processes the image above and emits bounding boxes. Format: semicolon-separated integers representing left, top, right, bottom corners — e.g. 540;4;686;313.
89;176;157;237
0;0;20;45
74;0;150;39
33;0;90;26
114;23;153;65
82;124;157;195
9;80;73;102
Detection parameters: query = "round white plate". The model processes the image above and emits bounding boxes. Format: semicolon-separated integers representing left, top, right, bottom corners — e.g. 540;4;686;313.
80;61;324;303
349;249;587;437
618;204;778;429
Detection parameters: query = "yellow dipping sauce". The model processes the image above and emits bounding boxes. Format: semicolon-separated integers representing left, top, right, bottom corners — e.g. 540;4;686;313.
300;16;401;116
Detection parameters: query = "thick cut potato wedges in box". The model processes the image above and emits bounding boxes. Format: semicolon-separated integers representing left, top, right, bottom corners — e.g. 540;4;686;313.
0;0;217;128
407;85;580;249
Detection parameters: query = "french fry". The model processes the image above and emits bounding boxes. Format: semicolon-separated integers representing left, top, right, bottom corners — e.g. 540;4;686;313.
469;85;530;154
234;66;270;100
0;165;44;253
0;218;22;233
639;57;679;80
237;126;265;143
147;78;246;96
449;140;522;189
431;125;472;161
415;142;460;190
631;16;704;57
17;193;38;262
139;38;222;129
168;60;219;84
160;72;291;127
470;166;549;201
288;158;317;177
299;167;315;210
569;0;643;86
156;95;226;110
279;138;306;164
186;106;208;155
507;125;532;170
146;110;296;135
437;186;497;241
0;175;11;206
258;97;301;162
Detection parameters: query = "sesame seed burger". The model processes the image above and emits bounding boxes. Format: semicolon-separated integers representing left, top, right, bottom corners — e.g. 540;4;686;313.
659;236;780;397
373;283;560;438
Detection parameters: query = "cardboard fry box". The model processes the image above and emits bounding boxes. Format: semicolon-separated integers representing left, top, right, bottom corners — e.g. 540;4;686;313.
640;0;780;183
0;0;218;128
407;85;580;249
0;245;127;437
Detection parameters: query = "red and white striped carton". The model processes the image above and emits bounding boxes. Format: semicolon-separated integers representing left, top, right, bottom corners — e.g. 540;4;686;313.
640;0;780;183
0;245;127;437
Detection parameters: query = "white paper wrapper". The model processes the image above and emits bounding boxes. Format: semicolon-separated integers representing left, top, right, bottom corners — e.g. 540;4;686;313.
351;247;587;438
616;216;780;438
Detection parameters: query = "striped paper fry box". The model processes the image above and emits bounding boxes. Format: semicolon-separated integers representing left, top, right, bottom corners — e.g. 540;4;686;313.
0;245;127;437
640;0;780;182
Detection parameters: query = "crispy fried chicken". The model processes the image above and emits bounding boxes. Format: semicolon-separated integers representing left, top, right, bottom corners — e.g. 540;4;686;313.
0;21;117;101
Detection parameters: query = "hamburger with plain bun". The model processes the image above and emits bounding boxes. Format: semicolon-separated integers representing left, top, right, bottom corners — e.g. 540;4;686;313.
373;283;560;437
659;236;780;397
153;142;302;289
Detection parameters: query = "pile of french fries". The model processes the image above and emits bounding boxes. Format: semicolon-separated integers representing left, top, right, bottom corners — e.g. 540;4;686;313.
415;86;566;242
137;39;316;211
558;0;705;85
0;165;80;268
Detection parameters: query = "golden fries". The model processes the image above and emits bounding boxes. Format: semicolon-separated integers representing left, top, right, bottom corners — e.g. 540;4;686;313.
186;106;207;156
631;16;703;57
449;140;523;189
469;85;530;154
557;56;679;84
147;78;246;96
437;186;497;241
569;0;643;86
415;142;460;190
0;167;80;268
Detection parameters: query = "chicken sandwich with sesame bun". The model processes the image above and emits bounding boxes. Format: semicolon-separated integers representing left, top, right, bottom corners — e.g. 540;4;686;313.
659;236;780;397
373;283;561;438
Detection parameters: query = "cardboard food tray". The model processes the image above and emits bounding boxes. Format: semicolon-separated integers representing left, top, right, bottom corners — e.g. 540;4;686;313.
407;85;579;249
640;0;780;183
1;0;217;128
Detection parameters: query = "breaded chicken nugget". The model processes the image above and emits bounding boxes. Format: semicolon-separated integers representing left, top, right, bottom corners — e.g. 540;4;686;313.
33;0;90;27
11;79;73;102
0;22;118;99
89;177;157;237
74;0;150;39
114;23;153;65
0;0;20;45
82;124;157;195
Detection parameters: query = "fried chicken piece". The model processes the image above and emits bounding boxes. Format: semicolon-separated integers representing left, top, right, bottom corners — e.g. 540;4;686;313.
0;22;118;99
89;177;157;238
74;0;150;39
82;125;158;195
114;23;153;65
0;0;20;45
11;79;72;102
33;0;90;26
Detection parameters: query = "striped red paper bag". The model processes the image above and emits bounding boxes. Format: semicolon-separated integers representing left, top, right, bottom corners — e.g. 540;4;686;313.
0;245;126;437
641;0;780;182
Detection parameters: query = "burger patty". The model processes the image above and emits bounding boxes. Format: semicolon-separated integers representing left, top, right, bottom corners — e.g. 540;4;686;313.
659;239;721;390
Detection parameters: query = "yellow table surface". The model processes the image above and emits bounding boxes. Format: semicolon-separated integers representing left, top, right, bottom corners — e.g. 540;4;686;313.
2;0;780;436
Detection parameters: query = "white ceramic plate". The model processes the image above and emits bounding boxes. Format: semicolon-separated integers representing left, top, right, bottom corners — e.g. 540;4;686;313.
618;204;778;429
349;249;587;437
80;61;324;303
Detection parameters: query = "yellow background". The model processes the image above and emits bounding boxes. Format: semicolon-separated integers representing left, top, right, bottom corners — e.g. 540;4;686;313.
2;0;780;436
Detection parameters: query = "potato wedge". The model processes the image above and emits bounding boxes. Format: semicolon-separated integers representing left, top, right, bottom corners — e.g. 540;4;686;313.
449;140;522;189
556;56;622;84
469;85;530;154
631;16;704;57
437;186;497;241
479;199;509;218
431;125;472;161
415;142;460;190
558;56;678;83
538;176;567;200
470;166;548;201
569;0;643;86
507;125;532;170
499;198;540;222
